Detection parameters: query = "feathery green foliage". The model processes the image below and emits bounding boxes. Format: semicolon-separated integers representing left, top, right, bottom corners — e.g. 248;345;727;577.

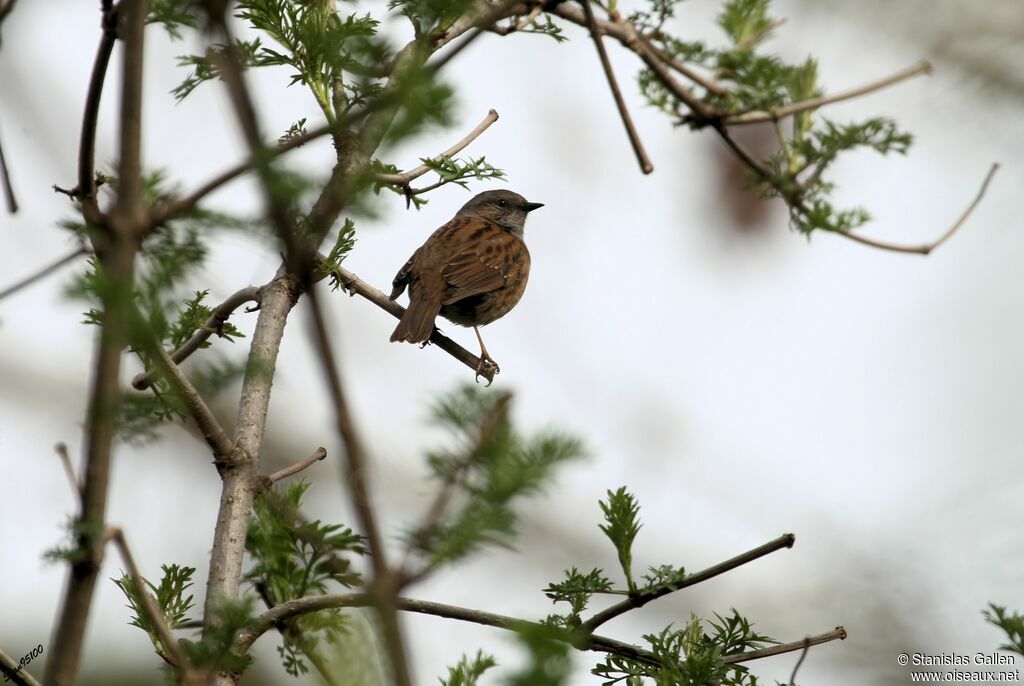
112;564;196;659
984;604;1024;657
406;385;585;571
244;481;367;675
440;651;499;686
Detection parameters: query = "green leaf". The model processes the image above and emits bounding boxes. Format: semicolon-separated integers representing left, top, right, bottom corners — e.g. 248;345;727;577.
441;651;498;686
984;604;1024;656
598;487;641;593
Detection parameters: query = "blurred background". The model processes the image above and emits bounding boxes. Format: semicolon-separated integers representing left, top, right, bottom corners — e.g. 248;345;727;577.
1;0;1022;683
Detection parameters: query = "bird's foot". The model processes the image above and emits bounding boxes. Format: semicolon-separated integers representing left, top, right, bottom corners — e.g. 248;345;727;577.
474;355;500;386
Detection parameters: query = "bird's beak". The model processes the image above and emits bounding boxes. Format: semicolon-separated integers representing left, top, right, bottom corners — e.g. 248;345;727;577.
522;202;544;212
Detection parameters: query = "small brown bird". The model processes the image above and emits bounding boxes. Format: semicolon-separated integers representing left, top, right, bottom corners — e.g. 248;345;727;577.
389;189;544;373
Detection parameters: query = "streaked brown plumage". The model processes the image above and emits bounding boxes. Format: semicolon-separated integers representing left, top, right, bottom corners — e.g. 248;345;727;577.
389;189;544;372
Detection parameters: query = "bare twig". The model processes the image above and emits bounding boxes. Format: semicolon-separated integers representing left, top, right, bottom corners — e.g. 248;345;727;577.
545;2;718;120
725;60;934;126
723;627;846;665
0;647;43;686
106;528;191;673
329;265;497;383
581;0;653;174
0;247;87;302
375;108;500;186
131;285;259;390
830;162;999;255
0;125;17;213
786;637;811;685
265;446;328;484
580;533;796;633
46;2;148;683
54;443;83;503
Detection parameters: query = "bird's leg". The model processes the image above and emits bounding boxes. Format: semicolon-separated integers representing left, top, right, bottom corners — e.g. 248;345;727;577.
473;326;500;382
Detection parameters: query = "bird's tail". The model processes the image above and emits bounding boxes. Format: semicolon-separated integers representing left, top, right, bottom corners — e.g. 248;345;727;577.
390;294;441;344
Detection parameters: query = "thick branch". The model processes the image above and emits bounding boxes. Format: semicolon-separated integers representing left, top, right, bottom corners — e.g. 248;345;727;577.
724;60;934;126
581;0;653;174
580;533;795;633
45;1;147;683
131;285;259;390
204;266;299;616
330;265;497;384
376;108;500;186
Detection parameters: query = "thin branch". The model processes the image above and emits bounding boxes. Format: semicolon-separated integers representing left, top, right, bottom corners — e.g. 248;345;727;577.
304;282;413;686
723;627;846;665
147;120;342;228
580;533;796;633
0;0;19;25
131;285;259;390
426;0;524;74
265;446;328;484
829;162;999;255
645;41;727;97
106;528;191;673
545;2;718;120
725;60;934;126
375;108;500;186
77;0;118;226
0;647;43;686
54;442;83;503
786;637;811;684
46;2;147;683
0;247;87;302
147;340;235;461
329;265;498;384
239;592;846;672
0;124;17;213
581;0;653;174
711;121;772;178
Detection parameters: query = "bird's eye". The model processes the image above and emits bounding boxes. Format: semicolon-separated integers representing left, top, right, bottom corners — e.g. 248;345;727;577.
498;199;508;207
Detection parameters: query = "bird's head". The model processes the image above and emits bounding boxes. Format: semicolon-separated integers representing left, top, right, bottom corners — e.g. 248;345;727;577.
456;189;544;236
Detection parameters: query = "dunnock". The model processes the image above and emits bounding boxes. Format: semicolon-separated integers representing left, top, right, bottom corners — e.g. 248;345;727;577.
389;189;544;374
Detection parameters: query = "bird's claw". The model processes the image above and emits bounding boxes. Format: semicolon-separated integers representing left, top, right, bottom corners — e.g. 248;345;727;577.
474;356;500;386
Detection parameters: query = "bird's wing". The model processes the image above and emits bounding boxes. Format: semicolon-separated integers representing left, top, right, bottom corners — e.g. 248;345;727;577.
441;223;524;305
